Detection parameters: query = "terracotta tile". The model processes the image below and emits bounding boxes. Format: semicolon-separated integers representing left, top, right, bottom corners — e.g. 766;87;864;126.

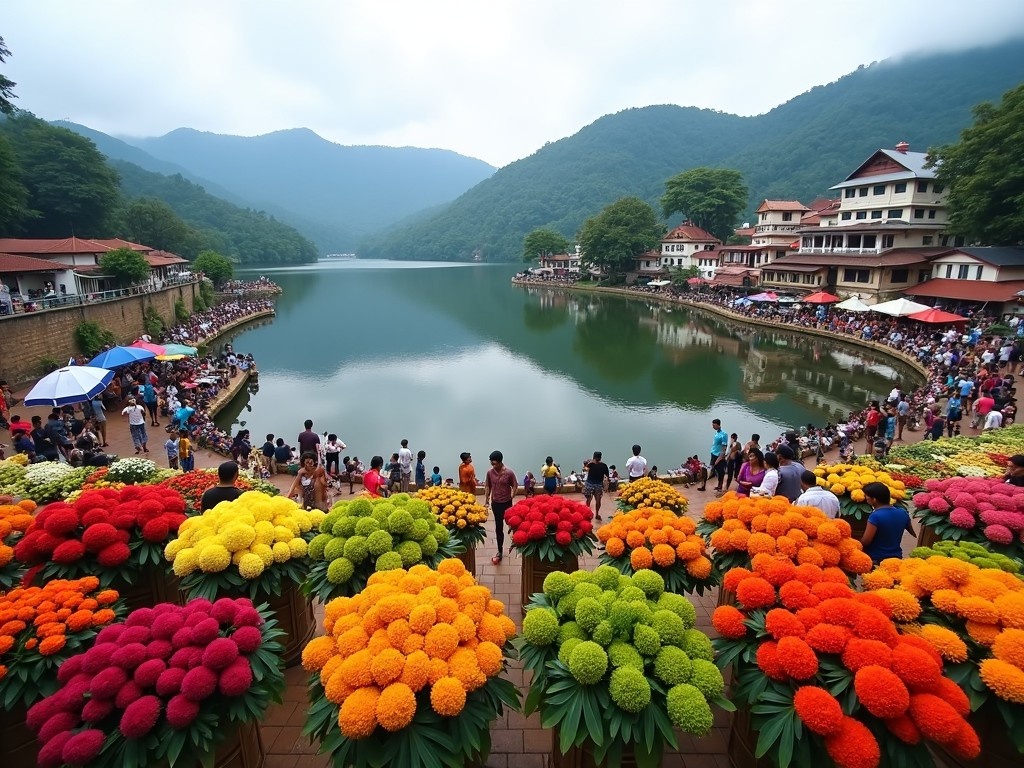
269;725;304;754
264;702;297;727
484;754;508;768
261;726;284;754
523;728;553;753
294;754;330;768
490;728;524;753
264;756;299;768
679;755;720;768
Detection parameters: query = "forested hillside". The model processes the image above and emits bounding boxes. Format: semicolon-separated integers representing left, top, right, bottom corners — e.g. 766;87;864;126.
362;38;1024;262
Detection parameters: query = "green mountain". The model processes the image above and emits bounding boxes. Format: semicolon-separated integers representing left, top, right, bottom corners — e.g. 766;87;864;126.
361;38;1024;262
122;127;496;250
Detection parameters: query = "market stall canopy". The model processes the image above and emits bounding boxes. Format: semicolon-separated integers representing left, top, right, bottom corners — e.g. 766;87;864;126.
748;291;779;302
646;280;671;287
907;308;969;324
802;291;841;304
834;296;872;312
24;366;114;407
88;346;156;369
129;340;166;355
686;277;707;285
870;297;931;317
161;344;198;356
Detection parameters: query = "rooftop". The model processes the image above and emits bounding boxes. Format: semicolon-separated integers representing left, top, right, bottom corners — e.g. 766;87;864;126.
663;223;720;242
937;246;1024;267
756;200;809;213
0;236;149;255
906;278;1024;303
0;252;71;273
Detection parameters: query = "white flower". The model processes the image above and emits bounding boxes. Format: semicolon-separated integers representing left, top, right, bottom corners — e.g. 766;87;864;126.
25;462;77;483
107;457;159;484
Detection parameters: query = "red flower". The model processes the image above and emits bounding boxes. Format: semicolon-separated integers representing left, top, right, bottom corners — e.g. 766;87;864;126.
202;637;240;671
885;714;920;744
842;639;893;672
97;542;131;567
155;667;187;697
735;577;777;610
134;658;167;689
554;530;572;546
119;695;162;739
945;723;981;760
891;643;941;690
166;693;200;728
36;731;73;768
42;508;81;537
779;580;819;610
81;697;115;724
38;711;79;744
792;686;843;736
811;582;854;600
146;639;174;661
60;729;105;766
795;607;825;631
756;641;787;680
852;609;899;646
711;606;747;640
722;567;752;591
141;518;170;543
56;656;84;683
81;523;120;552
895;635;943;668
153;612;186;640
854;665;910;718
232;606;262;628
180;666;218;701
777;636;819;680
115;680;145;709
112;643;149;671
765;609;806;640
908;693;965;745
928;675;970;716
191;617;221;645
218;656;254;696
824;716;881;768
804;623;853;655
512;529;530;546
90;666;129;699
51;539;87;564
231;626;263;654
210;598;239;625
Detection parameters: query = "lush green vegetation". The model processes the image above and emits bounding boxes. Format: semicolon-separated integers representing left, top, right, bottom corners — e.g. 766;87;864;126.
578;197;663;273
522;227;571;262
362;39;1024;262
661;168;747;242
73;321;116;357
98;247;150;286
192;250;234;287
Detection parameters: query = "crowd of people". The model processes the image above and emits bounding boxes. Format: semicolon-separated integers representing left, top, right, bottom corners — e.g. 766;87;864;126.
156;299;275;346
219;277;282;294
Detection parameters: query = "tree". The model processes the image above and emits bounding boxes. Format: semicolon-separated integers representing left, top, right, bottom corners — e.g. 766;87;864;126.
193;250;234;287
0;36;17;115
928;83;1024;245
0;134;29;234
661;167;747;242
99;247;150;287
671;265;701;286
577;197;663;275
122;197;193;254
522;227;570;262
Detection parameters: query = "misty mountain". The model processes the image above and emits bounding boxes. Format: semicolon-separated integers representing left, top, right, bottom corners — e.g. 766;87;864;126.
361;38;1024;262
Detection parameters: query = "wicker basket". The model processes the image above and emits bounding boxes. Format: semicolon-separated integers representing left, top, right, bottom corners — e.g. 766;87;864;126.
521;552;579;608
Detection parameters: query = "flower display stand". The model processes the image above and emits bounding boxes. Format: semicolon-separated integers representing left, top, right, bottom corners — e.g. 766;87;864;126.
211;719;265;768
113;564;184;613
457;543;477;577
842;514;868;542
550;740;643;768
727;708;771;768
521;552;579;608
930;704;1019;768
916;523;941;548
265;581;316;667
717;586;737;608
2;703;36;768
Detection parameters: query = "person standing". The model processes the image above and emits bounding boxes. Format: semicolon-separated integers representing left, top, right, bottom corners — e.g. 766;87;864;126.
142;378;159;427
200;461;244;511
582;450;610;521
363;456;388;497
398;439;414;493
121;397;149;454
946;394;963;438
541;456;560;495
164;433;179;470
458;452;477;495
90;397;108;447
325;434;346;476
860;481;915;564
794;470;840;518
625;444;647;484
725;432;742;491
484;450;517;565
703;419;729;494
864;403;881;451
735;448;766;497
415;450;427;490
775;444;804;502
297;420;321;462
178;428;194;472
896;396;910;441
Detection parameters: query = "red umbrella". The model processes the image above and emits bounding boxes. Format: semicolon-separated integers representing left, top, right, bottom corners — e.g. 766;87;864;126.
130;340;167;355
686;277;706;285
907;308;969;324
802;291;841;304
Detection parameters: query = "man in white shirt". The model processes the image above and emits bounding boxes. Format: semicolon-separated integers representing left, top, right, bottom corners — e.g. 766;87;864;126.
985;409;1004;431
625;444;647;483
794;470;840;518
398;439;414;493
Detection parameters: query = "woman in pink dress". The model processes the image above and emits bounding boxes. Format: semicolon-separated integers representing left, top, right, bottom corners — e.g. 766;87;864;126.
734;448;766;497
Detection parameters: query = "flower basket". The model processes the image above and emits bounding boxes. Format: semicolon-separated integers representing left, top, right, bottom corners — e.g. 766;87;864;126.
457;543;477;577
0;499;35;591
301;558;520;768
518;566;731;768
909;477;1024;561
264;580;316;666
549;738;645;768
507;495;596;567
416;486;489;555
726;708;771;768
1;700;36;768
596;506;715;595
0;461;89;504
522;551;579;609
160;470;279;514
813;461;910;539
23;597;285;768
712;561;982;768
304;494;460;602
930;700;1021;768
14;486;189;592
615;478;688;514
105;457;163;485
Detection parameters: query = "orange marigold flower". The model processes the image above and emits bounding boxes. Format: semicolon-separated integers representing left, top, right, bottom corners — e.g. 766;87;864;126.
651;543;675;567
325;668;354;703
430;675;467;717
824;716;881;768
38;634;66;655
778;581;819;611
447;648;486;691
908;692;965;745
736;577;776;610
993;593;1024;629
945;722;981;761
92;608;117;627
930;589;961;614
408;604;437;634
676;541;702;561
24;638;37;650
956;596;1000;625
684;556;713;580
605;538;626;558
885;714;921;745
400;650;432;692
852;592;891;618
338;686;380;739
320;656;344;687
424;623;460;660
477;613;508;646
625;531;646;549
370;648;406;687
340;649;375;688
891;643;942;690
630;547;654;571
916;625;968;664
94;589;118;605
747;532;777;556
852;609;899;646
0;664;6;681
992;628;1024;668
872;590;920;622
842;638;893;672
756;640;788;681
796;547;825;567
475;641;503;677
376;682;416;732
778;636;818;680
965;620;1001;646
64;610;94;633
427;657;449;685
0;635;13;654
979;658;1024;704
792;686;843;735
854;665;910;718
816;522;842;546
722;567;752;592
929;675;971;716
765;609;806;640
840;550;873;575
795;607;825;631
711;606;747;640
302;636;338;672
805;623;852;655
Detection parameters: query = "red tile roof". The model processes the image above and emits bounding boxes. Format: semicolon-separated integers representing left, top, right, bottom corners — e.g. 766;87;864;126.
663;223;720;242
806;197;841;213
0;236;148;255
145;251;189;267
0;253;69;273
756;200;809;213
904;279;1024;303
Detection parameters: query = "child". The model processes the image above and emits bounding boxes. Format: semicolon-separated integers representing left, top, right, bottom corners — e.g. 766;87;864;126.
415;450;427;489
386;452;402;492
608;465;620;492
261;433;276;475
431;466;443;487
164;433;179;470
647;466;659;480
178;429;194;472
523;471;536;497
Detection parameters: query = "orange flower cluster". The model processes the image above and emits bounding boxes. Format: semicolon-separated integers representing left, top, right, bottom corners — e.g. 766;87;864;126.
713;562;980;767
596;508;712;579
301;558;517;739
863;556;1024;704
0;500;36;571
0;576;119;682
703;492;872;574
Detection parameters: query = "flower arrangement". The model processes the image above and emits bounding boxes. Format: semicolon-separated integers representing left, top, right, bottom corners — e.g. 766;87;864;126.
14;486;188;588
518;565;730;766
4;452;30;466
505;495;596;562
888;426;1024;478
910;476;1024;560
712;561;981;768
0;499;35;590
302;558;519;768
23;597;284;768
165;491;322;601
0;576;121;710
616;477;688;514
813;462;909;520
415;486;489;550
160;469;279;513
861;555;1024;752
0;461;90;503
105;457;161;485
908;539;1021;573
596;507;715;594
699;492;874;578
305;494;459;601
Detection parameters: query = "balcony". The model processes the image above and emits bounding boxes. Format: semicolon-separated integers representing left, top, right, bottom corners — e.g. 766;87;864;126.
799;247;882;255
754;224;800;233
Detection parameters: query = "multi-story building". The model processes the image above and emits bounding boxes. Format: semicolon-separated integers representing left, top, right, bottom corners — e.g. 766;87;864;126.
659;222;720;277
537;246;582;276
752;200;809;267
905;247;1024;314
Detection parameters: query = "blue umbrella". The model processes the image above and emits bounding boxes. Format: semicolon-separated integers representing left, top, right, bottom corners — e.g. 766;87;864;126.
24;366;114;407
89;345;157;369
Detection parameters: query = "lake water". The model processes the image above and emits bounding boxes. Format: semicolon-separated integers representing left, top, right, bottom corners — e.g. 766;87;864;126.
215;261;921;479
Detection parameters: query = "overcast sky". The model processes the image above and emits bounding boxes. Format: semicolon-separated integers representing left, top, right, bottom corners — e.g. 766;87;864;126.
4;1;1024;168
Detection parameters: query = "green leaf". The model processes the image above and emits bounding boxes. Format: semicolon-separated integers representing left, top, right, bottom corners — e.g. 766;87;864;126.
754;711;789;759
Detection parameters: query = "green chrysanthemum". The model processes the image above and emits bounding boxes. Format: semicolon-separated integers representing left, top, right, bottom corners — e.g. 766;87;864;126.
631;569;665;598
667;684;713;736
307;533;333;560
522;608;559;646
365;529;394;557
599;590;618;611
321;511;342;532
570;571;594;585
405;499;432;517
608;640;645;671
689;659;724;700
558;637;583;667
395;540;423;567
409;518;431;541
347;498;373;517
591;621;614;647
420;534;438;557
387;510;414;535
609;666;651;713
657;593;697;629
681;629;715;661
592;565;622;591
558;621;587;644
343;535;369;564
574;598;607;633
654;646;692;686
375;551;404;571
652;610;686;647
355;517;381;536
633;624;661;657
618;586;647;602
567;641;608;685
323;537;348;561
543;571;575;601
326;556;355;584
333;517;356;537
432;526;450;545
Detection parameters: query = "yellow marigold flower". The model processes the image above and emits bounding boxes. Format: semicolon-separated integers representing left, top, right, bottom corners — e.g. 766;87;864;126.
302;636;338;672
957;596;1001;625
251;543;275;567
272;541;292;563
400;650;432;692
424;623;460;660
938;558;972;585
875;589;922;622
427;658;449;685
253;520;275;545
498;615;517;640
447;648;486;691
172;548;199;576
402;633;426;654
995;593;1024;630
325;667;354;704
931;589;962;614
198;543;232;573
221;524;256;553
919;625;969;663
979;658;1024;704
338;686;381;739
475;641;503;677
288;538;307;558
237;552;265;579
861;569;895;590
164;539;187;559
992;628;1024;668
879;558;905;576
966;620;1001;646
437;558;467;577
376;682;417;732
430;676;467;717
914;565;951;593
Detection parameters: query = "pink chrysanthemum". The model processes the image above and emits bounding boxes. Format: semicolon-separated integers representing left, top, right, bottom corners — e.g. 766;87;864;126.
119;695;162;739
979;509;1024;532
948;508;977;529
927;498;951;514
983;524;1014;545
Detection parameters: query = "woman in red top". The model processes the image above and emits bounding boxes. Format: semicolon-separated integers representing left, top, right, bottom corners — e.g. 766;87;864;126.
363;455;388;497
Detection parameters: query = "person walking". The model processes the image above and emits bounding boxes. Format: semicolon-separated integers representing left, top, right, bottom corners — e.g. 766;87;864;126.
142;378;159;427
582;450;610;520
484;450;517;565
121;397;149;454
89;397;108;447
458;452;477;495
725;432;742;490
541;456;560;495
625;444;647;485
703;419;729;494
398;439;414;493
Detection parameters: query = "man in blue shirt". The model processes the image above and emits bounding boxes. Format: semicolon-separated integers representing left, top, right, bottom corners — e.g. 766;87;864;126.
861;481;914;564
705;418;729;495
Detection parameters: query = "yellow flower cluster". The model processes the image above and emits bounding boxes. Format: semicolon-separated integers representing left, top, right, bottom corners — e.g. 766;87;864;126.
415;487;487;529
165;491;324;579
617;478;688;514
864;555;1024;703
3;454;29;467
301;558;517;739
813;463;906;502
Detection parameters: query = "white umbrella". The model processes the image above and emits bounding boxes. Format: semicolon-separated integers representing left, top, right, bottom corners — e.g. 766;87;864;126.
870;297;931;317
647;280;671;287
835;296;872;312
24;366;114;407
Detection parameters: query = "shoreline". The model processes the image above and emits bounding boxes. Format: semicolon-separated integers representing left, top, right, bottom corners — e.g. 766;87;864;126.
192;308;276;350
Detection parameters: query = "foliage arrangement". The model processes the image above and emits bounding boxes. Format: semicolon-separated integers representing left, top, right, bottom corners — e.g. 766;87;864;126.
861;555;1024;751
305;494;458;601
887;426;1024;479
173;297;190;323
24;598;284;768
0;459;90;503
596;507;714;594
910;477;1024;560
699;492;873;578
302;559;519;768
908;539;1021;573
0;498;35;589
160;469;279;513
142;305;165;337
712;561;981;768
14;486;188;587
100;246;152;287
616;477;689;515
165;491;322;601
0;576;121;710
193;250;235;287
522;227;571;262
519;565;729;768
812;462;909;520
415;486;489;550
505;495;596;563
106;457;161;485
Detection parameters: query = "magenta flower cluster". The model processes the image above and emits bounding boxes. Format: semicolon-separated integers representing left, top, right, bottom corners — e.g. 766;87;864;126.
914;477;1024;546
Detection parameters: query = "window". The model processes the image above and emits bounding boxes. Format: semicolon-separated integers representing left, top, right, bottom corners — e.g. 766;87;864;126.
957;265;970;280
891;269;909;283
914;209;925;218
928;210;937;219
783;212;793;222
922;236;933;245
863;235;877;249
894;182;907;193
917;181;928;193
855;211;867;220
845;189;855;199
976;265;984;280
945;264;953;278
873;185;886;195
940;235;950;246
848;235;862;248
760;213;767;221
859;188;868;197
841;212;852;220
871;210;883;219
844;269;870;283
882;235;895;248
934;184;944;193
888;209;903;218
918;270;930;283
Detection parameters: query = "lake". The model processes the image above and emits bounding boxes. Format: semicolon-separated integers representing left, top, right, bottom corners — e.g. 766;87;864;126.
214;261;921;480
